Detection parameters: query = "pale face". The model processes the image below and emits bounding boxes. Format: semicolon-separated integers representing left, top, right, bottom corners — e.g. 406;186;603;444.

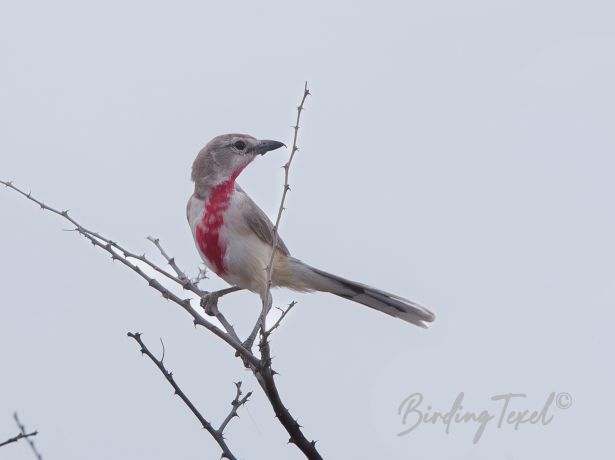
192;133;285;191
208;134;261;181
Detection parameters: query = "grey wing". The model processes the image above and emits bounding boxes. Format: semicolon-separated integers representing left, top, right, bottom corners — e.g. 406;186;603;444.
237;185;291;256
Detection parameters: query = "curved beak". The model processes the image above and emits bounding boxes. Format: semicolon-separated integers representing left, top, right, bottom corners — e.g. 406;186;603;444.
252;139;286;155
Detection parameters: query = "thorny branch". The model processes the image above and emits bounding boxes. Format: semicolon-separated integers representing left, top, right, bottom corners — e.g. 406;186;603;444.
128;332;248;460
147;236;194;284
218;382;252;435
263;81;311;329
0;82;322;460
267;302;297;336
252;82;322;460
147;235;242;342
243;81;311;349
13;413;42;460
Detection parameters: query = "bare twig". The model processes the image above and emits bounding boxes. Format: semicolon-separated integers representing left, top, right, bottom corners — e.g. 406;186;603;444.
128;333;241;460
264;81;310;316
191;265;209;285
266;301;297;336
13;413;42;460
244;81;310;349
218;382;252;435
147;236;196;286
0;431;38;449
0;181;186;290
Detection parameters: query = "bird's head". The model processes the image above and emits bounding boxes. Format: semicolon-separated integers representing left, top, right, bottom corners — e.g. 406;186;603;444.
191;133;285;195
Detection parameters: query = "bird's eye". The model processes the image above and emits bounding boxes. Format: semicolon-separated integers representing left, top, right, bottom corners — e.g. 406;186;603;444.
234;140;246;150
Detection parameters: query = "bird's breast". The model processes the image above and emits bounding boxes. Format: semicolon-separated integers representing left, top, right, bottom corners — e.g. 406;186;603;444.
192;180;237;276
189;185;272;293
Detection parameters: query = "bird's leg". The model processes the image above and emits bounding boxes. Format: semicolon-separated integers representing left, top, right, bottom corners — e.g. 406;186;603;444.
200;286;242;316
243;291;273;351
243;323;260;351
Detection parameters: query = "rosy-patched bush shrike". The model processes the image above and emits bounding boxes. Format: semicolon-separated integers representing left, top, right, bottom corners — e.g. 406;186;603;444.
187;134;435;328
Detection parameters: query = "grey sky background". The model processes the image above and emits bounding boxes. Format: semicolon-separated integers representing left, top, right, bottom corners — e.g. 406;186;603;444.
1;1;613;459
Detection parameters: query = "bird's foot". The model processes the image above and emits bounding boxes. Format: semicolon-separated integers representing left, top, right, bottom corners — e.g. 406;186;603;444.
201;292;220;316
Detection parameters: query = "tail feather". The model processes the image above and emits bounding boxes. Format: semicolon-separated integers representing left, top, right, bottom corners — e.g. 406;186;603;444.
280;258;435;328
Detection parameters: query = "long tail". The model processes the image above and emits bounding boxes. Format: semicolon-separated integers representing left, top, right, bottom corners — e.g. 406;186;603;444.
277;257;435;328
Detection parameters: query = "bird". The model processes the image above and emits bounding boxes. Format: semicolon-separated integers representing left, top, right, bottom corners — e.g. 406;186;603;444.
187;133;435;332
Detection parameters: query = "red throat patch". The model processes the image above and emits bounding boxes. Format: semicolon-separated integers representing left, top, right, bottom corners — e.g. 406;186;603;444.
195;166;246;275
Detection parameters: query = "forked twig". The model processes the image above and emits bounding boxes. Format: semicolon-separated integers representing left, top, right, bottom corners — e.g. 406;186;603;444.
267;301;298;336
218;382;252;435
128;332;242;460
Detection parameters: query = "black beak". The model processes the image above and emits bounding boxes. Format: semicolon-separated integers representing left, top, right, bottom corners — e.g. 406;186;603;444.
253;139;286;155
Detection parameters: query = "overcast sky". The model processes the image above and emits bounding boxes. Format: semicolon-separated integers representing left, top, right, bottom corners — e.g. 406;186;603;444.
1;1;613;459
